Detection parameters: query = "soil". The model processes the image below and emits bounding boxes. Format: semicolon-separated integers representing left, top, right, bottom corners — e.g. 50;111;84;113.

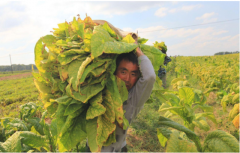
0;72;32;81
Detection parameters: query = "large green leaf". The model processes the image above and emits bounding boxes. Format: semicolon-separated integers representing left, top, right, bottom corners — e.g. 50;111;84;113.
64;99;86;116
67;59;85;91
71;17;84;39
102;22;120;41
203;130;239;152
192;117;210;131
166;130;198;152
152;76;163;91
58;54;82;65
91;26;137;58
58;65;69;81
71;79;106;103
57;110;87;152
0;131;49;152
75;57;93;89
106;74;125;128
0;132;22;152
140;44;165;71
103;130;116;146
158;116;202;152
96;89;116;148
34;79;52;94
116;76;128;103
157;128;168;147
78;59;106;84
34;37;47;73
179;87;195;105
158;103;183;113
86;92;106;120
86;117;101;152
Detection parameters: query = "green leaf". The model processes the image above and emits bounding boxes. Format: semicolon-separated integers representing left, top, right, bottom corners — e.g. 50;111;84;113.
64;99;86;116
78;59;106;84
0;131;49;152
86;117;101;152
54;95;72;105
34;79;52;94
137;37;148;44
121;34;135;43
103;130;116;146
140;44;165;71
71;17;84;39
102;22;120;40
229;103;239;121
158;116;202;152
0;132;22;152
157;128;168;147
192;118;210;131
96;89;116;147
166;130;198;152
152;76;163;91
57;110;87;152
34;37;47;73
196;112;217;124
67;59;85;91
163;93;180;106
116;76;128;103
203;130;239;152
20;131;49;150
106;74;125;129
91;26;137;58
75;57;93;89
71;79;106;103
179;87;195;105
86;92;106;120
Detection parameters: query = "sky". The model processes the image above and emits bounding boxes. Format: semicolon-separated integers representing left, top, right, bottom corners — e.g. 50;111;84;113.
0;0;239;65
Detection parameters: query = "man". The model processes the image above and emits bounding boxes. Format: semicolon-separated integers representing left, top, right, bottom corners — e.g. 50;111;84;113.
100;42;156;152
86;41;155;152
158;54;171;89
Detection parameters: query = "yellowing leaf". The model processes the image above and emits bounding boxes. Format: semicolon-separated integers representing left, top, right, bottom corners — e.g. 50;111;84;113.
121;34;135;43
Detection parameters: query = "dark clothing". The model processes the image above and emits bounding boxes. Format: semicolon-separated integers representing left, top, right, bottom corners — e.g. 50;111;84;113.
158;56;171;89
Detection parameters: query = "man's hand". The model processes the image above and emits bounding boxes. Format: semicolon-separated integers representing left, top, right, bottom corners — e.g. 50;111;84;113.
134;40;144;57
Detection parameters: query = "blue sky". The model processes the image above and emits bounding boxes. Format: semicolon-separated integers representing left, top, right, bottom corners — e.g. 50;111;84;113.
0;1;239;65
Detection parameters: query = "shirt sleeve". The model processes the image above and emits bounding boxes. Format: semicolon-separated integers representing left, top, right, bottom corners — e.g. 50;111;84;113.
129;55;156;109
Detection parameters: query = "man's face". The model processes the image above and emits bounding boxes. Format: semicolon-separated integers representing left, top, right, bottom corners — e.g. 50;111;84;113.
115;60;139;90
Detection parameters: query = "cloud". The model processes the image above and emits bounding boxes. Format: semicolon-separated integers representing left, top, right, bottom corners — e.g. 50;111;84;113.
196;12;218;24
196;12;216;20
132;25;238;56
181;4;202;11
155;4;202;17
155;7;168;17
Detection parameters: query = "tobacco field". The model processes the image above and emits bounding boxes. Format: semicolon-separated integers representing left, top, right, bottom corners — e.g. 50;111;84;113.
0;15;239;152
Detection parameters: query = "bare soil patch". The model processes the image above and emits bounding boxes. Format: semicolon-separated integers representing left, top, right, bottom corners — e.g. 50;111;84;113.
0;72;32;81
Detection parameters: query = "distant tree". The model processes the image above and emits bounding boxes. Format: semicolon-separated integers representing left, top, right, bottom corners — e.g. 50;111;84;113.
0;64;38;72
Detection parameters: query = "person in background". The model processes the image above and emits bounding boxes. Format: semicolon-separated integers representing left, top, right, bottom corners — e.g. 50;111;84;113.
158;51;171;89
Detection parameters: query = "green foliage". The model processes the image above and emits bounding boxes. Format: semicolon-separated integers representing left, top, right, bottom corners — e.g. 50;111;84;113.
157;116;239;152
159;85;216;132
153;41;167;53
203;130;239;152
0;102;57;152
33;15;165;152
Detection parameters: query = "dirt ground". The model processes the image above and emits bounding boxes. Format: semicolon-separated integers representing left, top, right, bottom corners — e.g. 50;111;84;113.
0;72;32;81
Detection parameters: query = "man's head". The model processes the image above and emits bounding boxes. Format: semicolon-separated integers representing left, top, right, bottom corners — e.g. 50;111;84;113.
115;52;140;90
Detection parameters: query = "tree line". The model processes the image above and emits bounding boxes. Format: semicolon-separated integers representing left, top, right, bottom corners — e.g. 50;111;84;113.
0;64;38;72
214;51;239;55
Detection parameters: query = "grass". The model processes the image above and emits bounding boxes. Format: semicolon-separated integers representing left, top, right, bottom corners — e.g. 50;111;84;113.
0;70;31;77
0;75;39;118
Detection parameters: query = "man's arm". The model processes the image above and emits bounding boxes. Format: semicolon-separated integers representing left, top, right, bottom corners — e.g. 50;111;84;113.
130;44;156;109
